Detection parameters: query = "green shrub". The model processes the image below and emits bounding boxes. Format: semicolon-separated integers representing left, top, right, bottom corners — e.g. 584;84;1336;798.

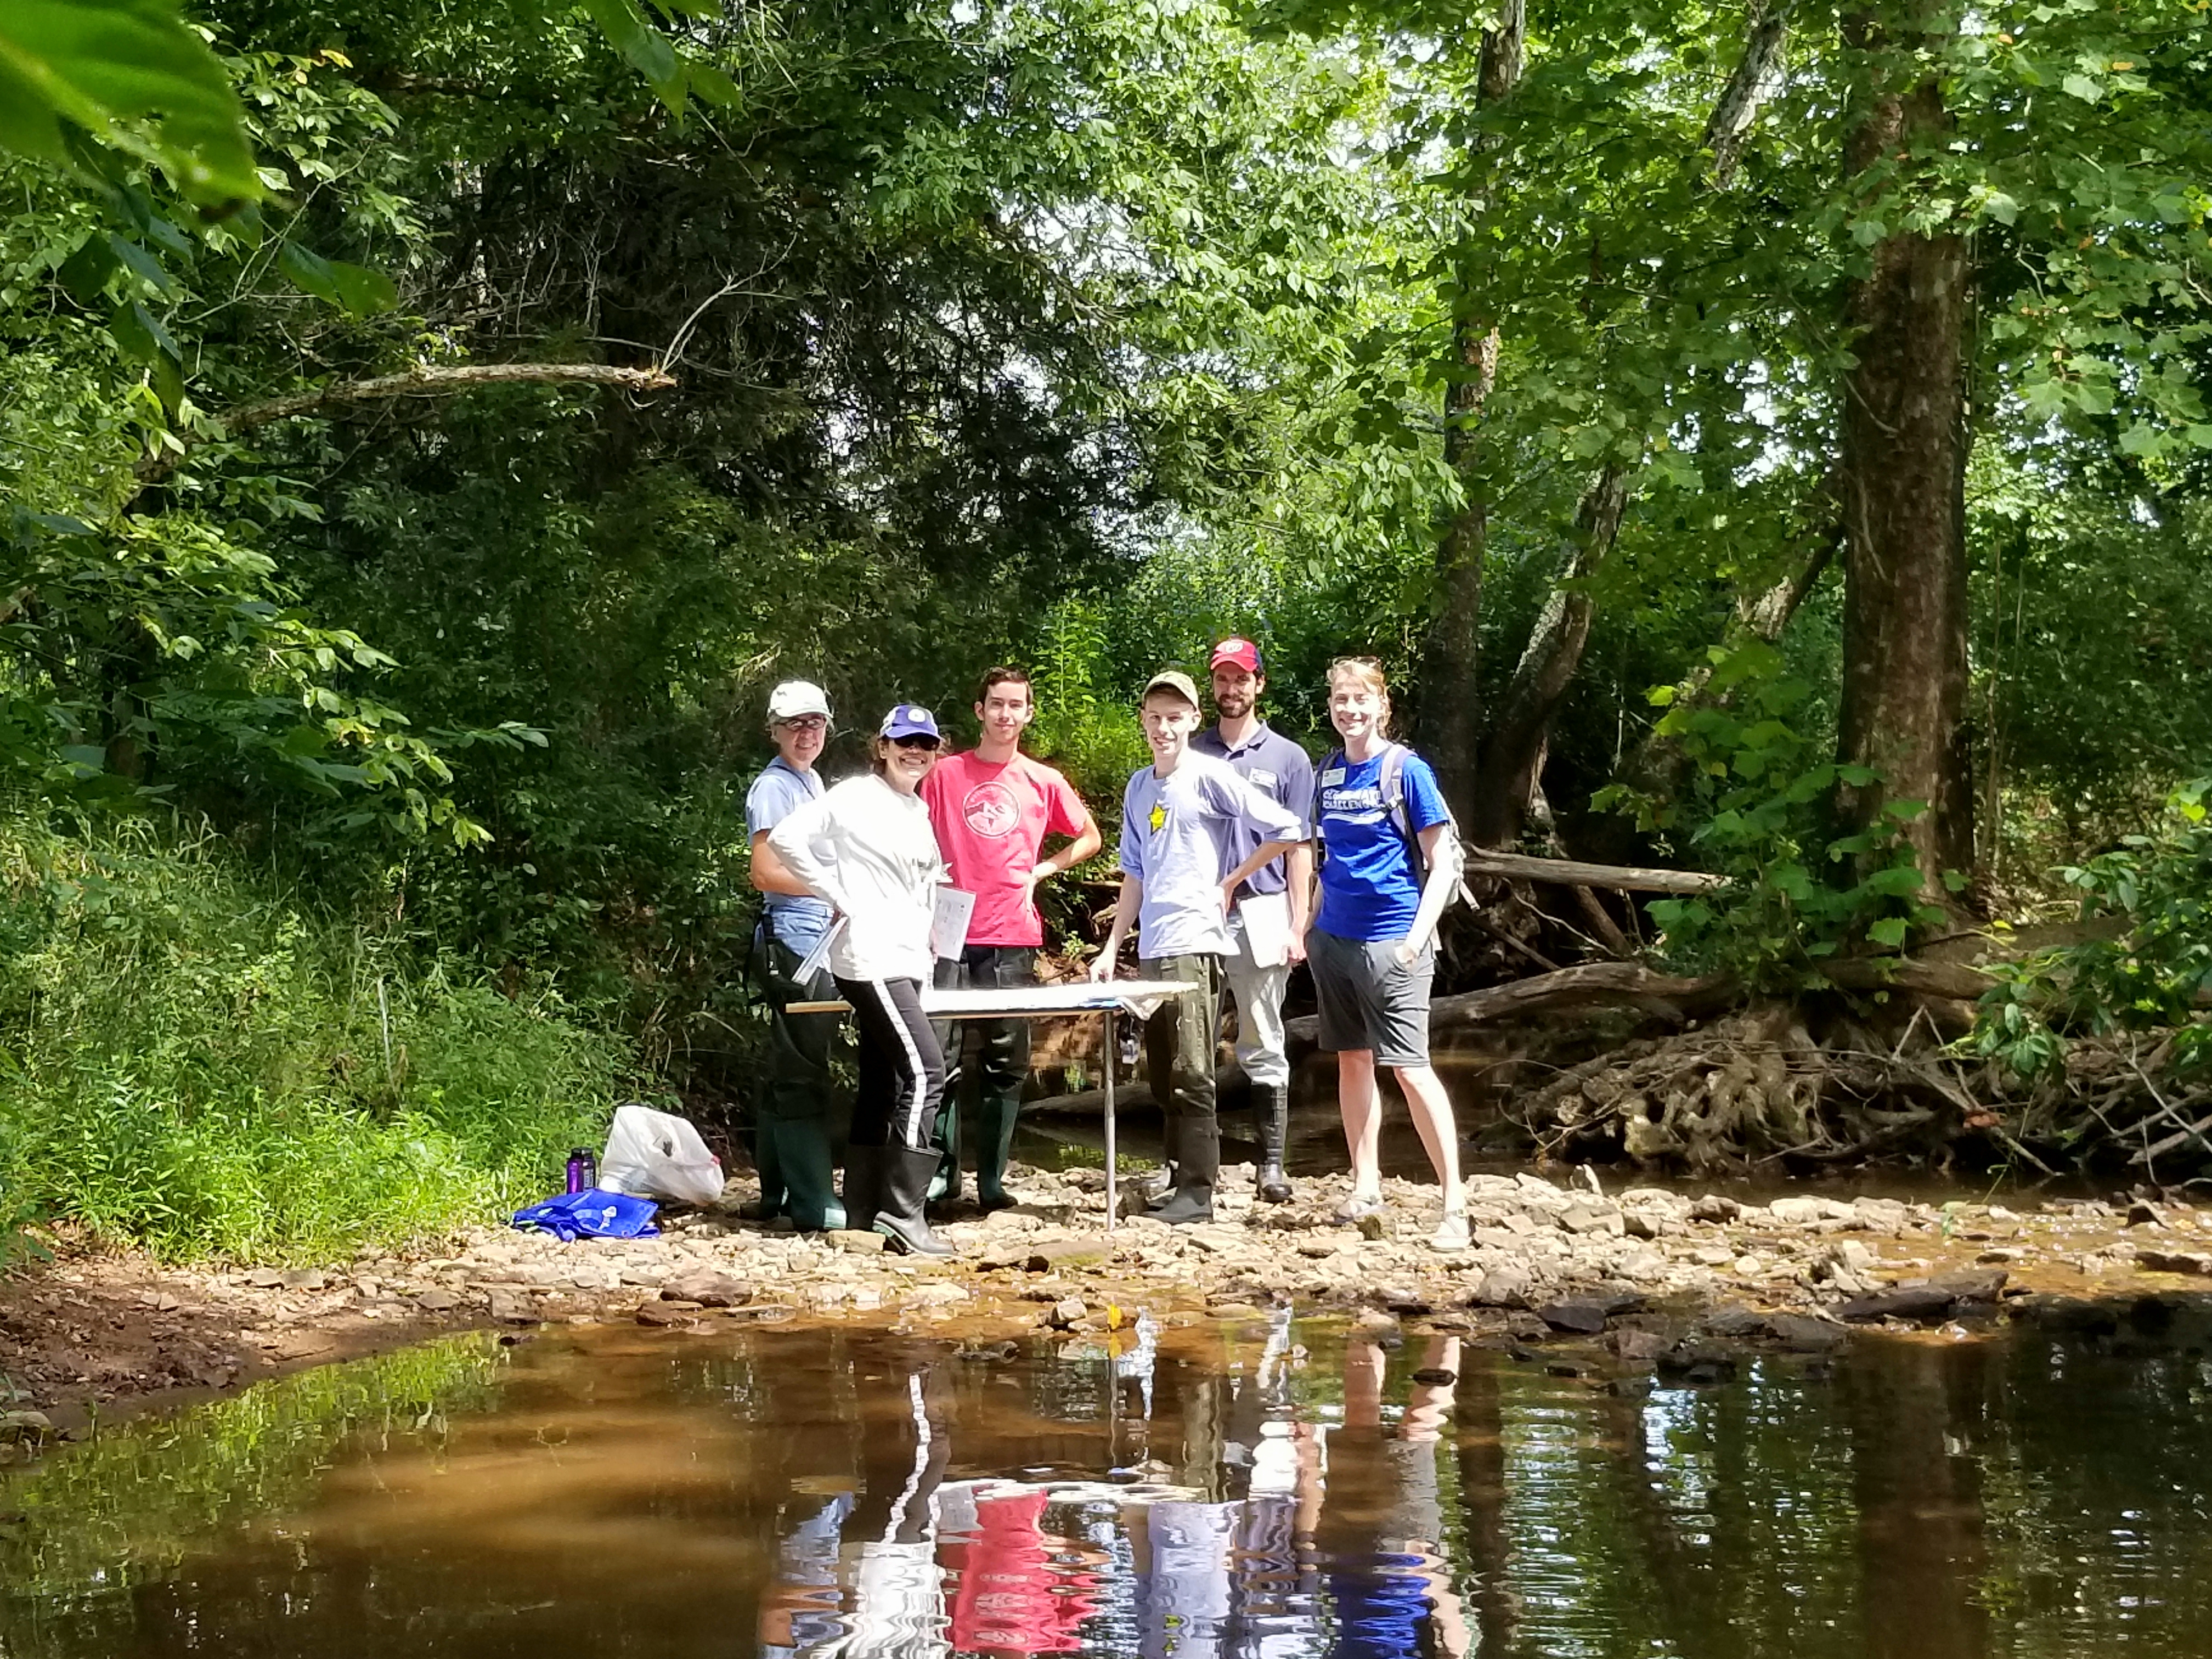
0;811;632;1262
1967;778;2212;1079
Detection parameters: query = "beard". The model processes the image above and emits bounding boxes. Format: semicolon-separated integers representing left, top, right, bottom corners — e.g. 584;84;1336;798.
1213;690;1255;721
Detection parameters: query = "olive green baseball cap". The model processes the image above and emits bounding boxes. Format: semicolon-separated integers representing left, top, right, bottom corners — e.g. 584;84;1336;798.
1141;669;1201;709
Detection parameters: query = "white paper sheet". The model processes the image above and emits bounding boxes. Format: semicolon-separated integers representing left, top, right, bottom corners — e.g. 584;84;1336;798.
930;885;976;960
1237;891;1292;969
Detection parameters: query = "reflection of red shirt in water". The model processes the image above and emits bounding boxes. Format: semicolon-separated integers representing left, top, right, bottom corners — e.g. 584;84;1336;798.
946;1487;1098;1652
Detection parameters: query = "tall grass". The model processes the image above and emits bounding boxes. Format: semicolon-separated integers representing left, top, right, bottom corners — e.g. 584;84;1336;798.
0;812;631;1262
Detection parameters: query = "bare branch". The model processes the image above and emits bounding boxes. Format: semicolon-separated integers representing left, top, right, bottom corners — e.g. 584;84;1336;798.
134;362;676;488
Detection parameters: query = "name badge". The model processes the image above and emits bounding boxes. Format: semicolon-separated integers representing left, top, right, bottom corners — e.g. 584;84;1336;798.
1321;768;1345;786
1250;768;1278;789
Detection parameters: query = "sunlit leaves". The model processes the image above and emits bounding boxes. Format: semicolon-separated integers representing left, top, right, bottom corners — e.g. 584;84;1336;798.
0;0;258;204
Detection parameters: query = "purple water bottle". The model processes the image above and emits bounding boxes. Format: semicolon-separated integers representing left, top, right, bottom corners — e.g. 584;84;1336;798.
566;1147;596;1194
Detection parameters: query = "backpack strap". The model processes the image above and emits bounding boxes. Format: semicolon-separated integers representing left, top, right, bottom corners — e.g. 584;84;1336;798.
1376;742;1420;867
1311;749;1346;869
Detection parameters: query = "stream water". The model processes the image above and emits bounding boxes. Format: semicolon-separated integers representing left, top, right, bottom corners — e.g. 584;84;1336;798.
3;1311;2209;1658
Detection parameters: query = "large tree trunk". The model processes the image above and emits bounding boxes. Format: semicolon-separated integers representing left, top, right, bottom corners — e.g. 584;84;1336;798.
1833;8;1974;894
1466;464;1629;847
1414;0;1523;827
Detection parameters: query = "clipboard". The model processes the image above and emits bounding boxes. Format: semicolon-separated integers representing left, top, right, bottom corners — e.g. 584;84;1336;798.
1237;891;1292;969
930;887;976;960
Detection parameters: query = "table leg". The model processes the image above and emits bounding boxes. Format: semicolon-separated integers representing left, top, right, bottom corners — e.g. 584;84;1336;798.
1102;1007;1116;1234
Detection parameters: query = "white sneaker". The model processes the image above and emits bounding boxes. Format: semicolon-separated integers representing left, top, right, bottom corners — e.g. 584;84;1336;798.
1429;1210;1470;1252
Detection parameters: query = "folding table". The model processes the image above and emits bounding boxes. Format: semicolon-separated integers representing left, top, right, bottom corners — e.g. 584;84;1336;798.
786;978;1199;1231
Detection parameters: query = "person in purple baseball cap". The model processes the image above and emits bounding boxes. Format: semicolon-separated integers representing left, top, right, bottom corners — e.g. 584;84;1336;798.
765;703;957;1255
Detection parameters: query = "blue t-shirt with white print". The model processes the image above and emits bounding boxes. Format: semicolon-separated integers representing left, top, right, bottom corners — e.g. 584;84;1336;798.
1314;747;1450;943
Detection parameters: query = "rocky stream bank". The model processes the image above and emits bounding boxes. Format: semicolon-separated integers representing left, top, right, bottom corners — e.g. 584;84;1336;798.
5;1161;2209;1454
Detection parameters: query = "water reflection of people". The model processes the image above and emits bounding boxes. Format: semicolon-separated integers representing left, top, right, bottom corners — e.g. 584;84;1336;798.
1313;1335;1471;1659
940;1482;1100;1654
754;1328;1474;1659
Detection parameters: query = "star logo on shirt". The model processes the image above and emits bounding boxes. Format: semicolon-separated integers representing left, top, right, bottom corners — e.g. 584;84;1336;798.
1148;800;1167;834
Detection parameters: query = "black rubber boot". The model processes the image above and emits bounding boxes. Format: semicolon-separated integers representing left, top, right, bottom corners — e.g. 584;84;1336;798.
874;1146;957;1256
974;1087;1022;1212
1145;1107;1216;1225
1254;1082;1292;1204
840;1144;884;1235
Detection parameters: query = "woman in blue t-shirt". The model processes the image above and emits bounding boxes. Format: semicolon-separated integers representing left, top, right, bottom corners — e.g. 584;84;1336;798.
1302;658;1468;1252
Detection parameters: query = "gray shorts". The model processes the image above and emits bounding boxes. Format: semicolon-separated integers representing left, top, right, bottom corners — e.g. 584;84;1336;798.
1308;927;1434;1068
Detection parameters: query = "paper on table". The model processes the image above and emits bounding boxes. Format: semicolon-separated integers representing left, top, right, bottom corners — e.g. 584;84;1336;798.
931;885;976;960
793;915;845;985
1237;891;1292;969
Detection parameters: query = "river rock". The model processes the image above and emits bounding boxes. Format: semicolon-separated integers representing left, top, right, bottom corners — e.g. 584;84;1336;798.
1468;1266;1533;1308
1048;1296;1087;1329
1537;1299;1610;1334
1610;1327;1672;1365
413;1288;459;1312
1764;1313;1846;1352
1834;1284;1956;1322
827;1230;887;1254
486;1290;538;1325
2136;1249;2212;1277
661;1271;752;1308
1702;1304;1765;1337
1932;1269;2009;1302
1558;1204;1624;1237
635;1304;697;1327
1853;1197;1912;1229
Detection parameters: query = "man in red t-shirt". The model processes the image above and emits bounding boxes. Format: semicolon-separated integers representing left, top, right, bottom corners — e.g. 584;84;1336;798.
921;666;1102;1210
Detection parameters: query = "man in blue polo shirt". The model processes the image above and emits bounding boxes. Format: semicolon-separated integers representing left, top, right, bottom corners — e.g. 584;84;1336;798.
1193;637;1314;1204
744;679;845;1232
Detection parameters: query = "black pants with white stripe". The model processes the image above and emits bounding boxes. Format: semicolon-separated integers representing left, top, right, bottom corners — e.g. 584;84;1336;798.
835;975;947;1153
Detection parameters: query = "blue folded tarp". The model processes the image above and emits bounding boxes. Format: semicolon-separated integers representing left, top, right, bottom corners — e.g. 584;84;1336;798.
511;1187;660;1241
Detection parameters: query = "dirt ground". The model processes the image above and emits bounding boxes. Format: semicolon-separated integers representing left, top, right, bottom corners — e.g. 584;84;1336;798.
2;1159;2200;1453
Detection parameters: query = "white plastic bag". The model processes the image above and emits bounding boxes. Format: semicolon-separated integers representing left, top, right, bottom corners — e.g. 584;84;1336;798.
599;1102;726;1205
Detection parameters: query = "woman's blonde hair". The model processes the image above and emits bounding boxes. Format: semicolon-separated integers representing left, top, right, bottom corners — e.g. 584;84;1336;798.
1326;656;1393;736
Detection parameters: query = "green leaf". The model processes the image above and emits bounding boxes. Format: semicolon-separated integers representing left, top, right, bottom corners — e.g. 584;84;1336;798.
278;241;398;316
2061;72;2103;101
108;297;178;365
0;0;259;204
1867;916;1910;948
577;0;685;112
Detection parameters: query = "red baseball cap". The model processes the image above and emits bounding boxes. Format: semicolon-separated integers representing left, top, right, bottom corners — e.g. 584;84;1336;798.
1210;637;1263;674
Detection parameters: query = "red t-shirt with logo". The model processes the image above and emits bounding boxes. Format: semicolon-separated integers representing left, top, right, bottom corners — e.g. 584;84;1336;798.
922;749;1088;947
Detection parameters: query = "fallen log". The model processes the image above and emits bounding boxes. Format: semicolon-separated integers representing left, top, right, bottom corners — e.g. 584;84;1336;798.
1024;962;1735;1120
1284;962;1737;1046
1464;850;1725;895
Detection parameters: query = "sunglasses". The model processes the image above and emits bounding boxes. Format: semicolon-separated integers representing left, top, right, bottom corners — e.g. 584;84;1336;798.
890;735;940;751
776;715;827;732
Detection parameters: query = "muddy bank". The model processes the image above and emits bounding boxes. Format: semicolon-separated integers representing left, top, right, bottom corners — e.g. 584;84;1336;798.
5;1161;2209;1447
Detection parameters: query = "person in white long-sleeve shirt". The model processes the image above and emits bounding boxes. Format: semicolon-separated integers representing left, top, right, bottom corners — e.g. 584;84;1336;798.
764;704;956;1257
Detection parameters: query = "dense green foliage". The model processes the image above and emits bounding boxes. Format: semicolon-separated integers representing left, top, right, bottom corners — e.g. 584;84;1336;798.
0;811;623;1260
0;0;2209;1249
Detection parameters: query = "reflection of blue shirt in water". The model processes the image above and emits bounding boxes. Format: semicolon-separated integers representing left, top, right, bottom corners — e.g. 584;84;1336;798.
1328;1556;1434;1659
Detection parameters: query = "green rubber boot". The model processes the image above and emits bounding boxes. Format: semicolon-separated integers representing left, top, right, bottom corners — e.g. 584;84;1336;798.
974;1087;1022;1212
765;1116;846;1232
926;1097;963;1207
